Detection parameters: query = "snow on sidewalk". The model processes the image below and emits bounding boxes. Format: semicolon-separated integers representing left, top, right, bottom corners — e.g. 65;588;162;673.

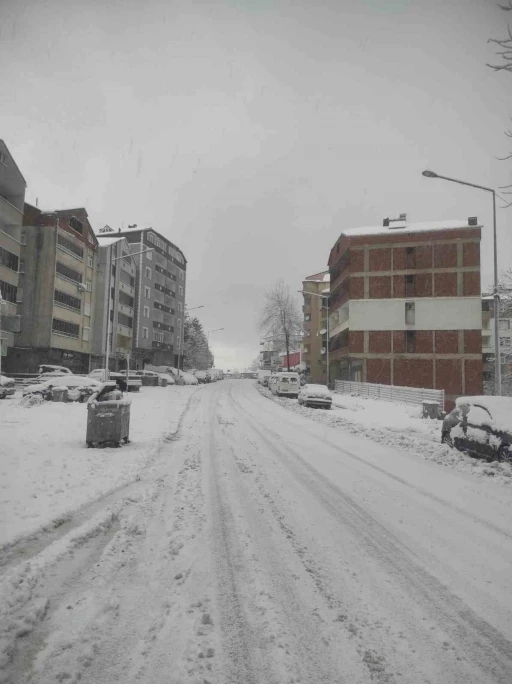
257;385;512;486
0;386;198;547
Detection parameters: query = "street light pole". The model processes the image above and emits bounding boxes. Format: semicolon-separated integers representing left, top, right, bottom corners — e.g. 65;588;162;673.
181;305;204;376
422;170;501;395
104;246;154;382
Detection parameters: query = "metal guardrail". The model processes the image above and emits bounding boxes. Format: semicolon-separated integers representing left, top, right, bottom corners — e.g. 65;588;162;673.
334;380;445;410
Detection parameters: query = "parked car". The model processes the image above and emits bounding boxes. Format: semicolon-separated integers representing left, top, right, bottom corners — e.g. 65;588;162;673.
38;364;73;375
193;370;211;384
257;369;271;386
0;374;16;398
165;367;199;385
270;371;300;397
441;396;512;463
88;370;142;392
133;369;175;385
298;384;332;409
23;375;102;397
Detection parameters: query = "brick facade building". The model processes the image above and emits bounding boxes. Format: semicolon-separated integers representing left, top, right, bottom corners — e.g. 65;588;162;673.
328;216;483;407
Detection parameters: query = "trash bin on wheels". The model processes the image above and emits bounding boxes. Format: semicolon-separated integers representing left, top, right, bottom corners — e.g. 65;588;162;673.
86;383;132;448
422;400;440;420
160;377;168;387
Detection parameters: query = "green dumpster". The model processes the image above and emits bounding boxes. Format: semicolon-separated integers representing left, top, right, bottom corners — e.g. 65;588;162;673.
86;389;132;448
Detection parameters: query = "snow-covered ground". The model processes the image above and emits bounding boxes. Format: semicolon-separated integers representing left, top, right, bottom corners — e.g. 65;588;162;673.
2;381;512;684
0;386;199;547
257;385;512;486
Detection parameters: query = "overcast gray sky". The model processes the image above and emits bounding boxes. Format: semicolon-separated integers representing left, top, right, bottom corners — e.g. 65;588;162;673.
1;0;510;370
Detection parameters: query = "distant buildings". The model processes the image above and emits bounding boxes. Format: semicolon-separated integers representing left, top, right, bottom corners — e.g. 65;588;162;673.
97;227;186;369
0;140;26;361
327;214;483;407
301;270;330;383
91;236;138;371
482;292;512;394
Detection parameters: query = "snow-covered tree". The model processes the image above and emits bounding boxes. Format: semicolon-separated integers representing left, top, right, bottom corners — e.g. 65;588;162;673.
183;315;213;370
259;280;302;371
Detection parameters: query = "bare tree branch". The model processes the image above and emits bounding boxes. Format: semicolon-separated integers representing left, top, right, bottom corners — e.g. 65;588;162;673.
259;280;302;371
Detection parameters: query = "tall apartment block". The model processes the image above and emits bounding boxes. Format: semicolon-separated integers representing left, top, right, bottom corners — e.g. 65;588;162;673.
91;236;137;370
327;215;483;407
0;141;26;360
301;270;330;383
6;205;98;373
98;227;186;368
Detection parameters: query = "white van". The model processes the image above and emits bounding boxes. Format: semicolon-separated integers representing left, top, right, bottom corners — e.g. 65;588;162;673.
257;369;271;386
270;372;300;397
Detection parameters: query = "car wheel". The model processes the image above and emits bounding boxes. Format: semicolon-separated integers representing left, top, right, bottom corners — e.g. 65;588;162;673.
498;444;512;464
441;431;453;448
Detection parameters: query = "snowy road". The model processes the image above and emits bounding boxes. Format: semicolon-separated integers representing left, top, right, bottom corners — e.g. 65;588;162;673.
3;380;512;684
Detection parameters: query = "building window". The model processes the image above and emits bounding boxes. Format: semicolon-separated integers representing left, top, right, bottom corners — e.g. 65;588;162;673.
145;250;153;261
405;275;415;297
405;330;416;353
0;280;17;303
56;261;82;284
143;305;150;318
84;302;91;317
16;287;23;303
153;330;164;343
88;256;93;268
499;319;510;330
147;232;155;244
120;270;135;288
482;300;492;312
69;217;83;235
119;290;134;308
57;232;84;260
405;302;415;325
0;246;19;272
54;289;81;312
117;312;133;328
142;326;149;339
406;247;416;269
52;318;80;338
83;326;90;341
179;270;184;280
179;285;184;296
483;336;491;346
20;232;26;245
178;302;183;312
144;286;151;299
145;267;152;280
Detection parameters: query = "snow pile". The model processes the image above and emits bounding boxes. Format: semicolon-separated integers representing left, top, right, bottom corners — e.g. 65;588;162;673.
256;385;512;486
0;386;198;547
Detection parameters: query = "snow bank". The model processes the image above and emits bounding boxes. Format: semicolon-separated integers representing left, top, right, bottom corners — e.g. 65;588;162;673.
0;386;198;547
257;386;512;486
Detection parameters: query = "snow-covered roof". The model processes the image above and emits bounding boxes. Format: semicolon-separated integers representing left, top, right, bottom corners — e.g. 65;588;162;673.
455;396;512;432
305;270;330;283
341;219;481;239
97;236;125;247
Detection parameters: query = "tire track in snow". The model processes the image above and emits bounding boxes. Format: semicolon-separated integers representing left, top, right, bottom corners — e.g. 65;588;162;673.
230;387;512;684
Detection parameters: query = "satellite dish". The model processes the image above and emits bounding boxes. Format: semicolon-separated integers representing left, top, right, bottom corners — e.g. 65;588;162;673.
321;348;326;355
319;328;327;335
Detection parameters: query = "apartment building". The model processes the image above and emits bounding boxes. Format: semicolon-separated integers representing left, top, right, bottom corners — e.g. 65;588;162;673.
0;141;26;360
91;236;137;370
98;227;186;368
301;270;330;383
5;204;98;373
327;215;483;407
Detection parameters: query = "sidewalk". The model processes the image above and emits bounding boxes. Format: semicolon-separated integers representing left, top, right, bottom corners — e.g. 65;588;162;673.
0;386;198;547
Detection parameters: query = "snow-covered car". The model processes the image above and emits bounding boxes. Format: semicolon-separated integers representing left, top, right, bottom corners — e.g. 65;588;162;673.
88;370;142;391
0;374;16;398
148;365;199;385
133;369;176;385
270;372;300;397
38;364;73;375
193;370;210;384
441;396;512;463
22;375;102;396
257;369;271;386
298;384;332;409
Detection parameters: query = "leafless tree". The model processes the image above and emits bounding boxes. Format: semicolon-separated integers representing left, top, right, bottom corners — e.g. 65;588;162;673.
259;280;302;371
487;2;512;73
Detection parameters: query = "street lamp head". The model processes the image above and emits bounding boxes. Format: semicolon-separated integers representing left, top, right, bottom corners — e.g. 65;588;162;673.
422;170;438;178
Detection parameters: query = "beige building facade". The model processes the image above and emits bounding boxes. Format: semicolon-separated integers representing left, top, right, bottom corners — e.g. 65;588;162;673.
301;270;330;384
0;140;26;360
5;204;98;373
